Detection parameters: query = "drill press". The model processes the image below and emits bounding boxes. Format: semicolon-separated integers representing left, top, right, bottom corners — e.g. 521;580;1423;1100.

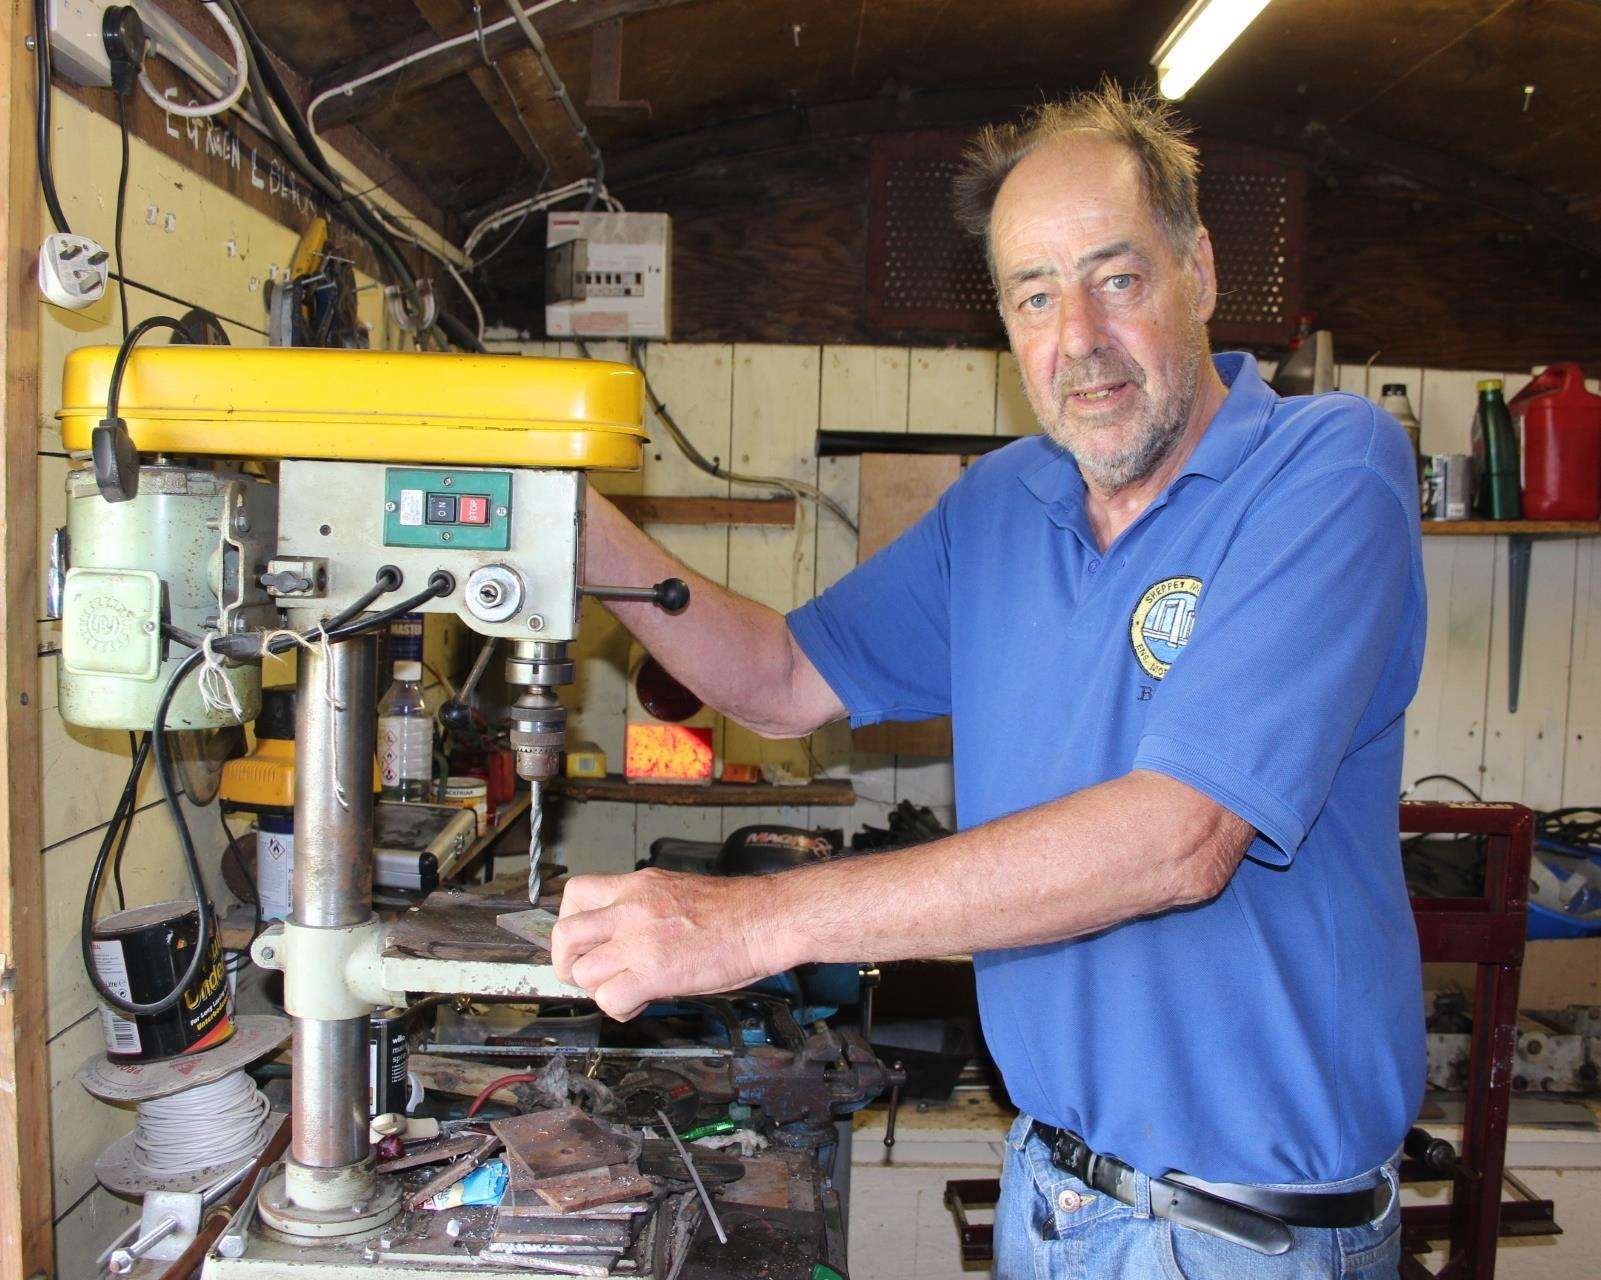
56;340;694;1273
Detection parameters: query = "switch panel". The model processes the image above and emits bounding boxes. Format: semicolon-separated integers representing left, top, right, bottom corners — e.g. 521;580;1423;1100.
382;468;512;550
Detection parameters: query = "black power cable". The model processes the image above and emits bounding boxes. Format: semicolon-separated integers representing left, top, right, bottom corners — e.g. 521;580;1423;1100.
82;568;451;1019
111;730;145;910
33;0;70;235
210;0;483;352
114;92;131;338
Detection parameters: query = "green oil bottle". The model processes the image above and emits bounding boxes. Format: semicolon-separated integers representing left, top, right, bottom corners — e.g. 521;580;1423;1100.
1472;379;1521;520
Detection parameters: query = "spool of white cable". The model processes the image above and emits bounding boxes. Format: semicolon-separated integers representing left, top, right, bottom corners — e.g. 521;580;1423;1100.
132;1069;271;1181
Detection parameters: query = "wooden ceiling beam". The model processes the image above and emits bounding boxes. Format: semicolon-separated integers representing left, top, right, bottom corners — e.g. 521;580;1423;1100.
311;0;701;132
409;0;566;177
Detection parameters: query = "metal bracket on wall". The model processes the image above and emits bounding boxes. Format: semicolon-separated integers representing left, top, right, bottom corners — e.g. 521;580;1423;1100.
1505;528;1600;713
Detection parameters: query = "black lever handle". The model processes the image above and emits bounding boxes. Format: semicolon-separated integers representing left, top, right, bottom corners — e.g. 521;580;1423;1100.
582;577;691;615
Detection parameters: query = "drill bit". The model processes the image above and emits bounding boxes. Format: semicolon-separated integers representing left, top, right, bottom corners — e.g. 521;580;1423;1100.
528;781;543;905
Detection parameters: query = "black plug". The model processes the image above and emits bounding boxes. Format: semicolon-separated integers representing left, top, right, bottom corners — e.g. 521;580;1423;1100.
102;5;147;97
91;417;140;502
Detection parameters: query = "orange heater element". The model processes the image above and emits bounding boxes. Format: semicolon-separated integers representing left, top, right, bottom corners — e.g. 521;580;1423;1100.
624;722;714;783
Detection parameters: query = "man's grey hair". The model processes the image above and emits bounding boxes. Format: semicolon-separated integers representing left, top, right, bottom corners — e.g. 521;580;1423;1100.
952;81;1202;273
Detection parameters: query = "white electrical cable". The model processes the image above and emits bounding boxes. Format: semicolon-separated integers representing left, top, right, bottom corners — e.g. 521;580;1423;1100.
138;1;248;120
305;0;569;151
463;179;621;260
132;1070;271;1179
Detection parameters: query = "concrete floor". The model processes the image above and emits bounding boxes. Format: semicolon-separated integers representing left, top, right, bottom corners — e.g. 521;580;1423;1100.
845;1095;1601;1280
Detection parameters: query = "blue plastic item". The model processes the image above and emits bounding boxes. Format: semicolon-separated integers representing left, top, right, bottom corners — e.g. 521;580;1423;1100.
1527;850;1601;940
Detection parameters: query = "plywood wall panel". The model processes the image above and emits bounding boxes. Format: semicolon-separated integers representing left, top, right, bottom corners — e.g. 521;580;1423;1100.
52;1185;137;1280
908;349;997;433
995;352;1034;437
1419;368;1499;457
722;345;821;797
1563;539;1601;807
48;1014;127;1211
1482;539;1577;811
1403;538;1495;798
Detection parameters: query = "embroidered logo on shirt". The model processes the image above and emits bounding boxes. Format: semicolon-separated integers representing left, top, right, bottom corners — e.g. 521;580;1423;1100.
1129;576;1202;679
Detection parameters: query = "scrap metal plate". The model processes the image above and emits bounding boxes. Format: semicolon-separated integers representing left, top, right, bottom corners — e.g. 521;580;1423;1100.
492;1107;637;1182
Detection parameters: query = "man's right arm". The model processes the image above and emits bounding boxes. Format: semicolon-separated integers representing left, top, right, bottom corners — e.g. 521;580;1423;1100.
583;487;845;738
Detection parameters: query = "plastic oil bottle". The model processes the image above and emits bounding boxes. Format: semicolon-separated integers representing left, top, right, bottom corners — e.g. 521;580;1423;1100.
1380;383;1422;493
1471;379;1522;520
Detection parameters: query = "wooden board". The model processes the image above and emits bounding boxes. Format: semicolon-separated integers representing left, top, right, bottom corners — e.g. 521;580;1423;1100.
1563;539;1601;807
907;349;998;434
1422;521;1601;537
610;494;795;526
554;777;855;808
0;4;52;1268
722;345;820;809
1483;538;1577;810
856;454;961;563
1403;538;1495;800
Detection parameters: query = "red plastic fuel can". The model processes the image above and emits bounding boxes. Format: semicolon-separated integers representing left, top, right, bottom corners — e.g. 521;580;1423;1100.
1509;363;1601;520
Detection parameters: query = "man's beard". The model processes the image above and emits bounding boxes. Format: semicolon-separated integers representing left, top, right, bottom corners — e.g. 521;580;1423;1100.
1038;325;1207;494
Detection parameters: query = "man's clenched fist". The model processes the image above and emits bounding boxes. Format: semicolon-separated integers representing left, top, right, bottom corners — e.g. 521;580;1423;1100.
552;868;796;1020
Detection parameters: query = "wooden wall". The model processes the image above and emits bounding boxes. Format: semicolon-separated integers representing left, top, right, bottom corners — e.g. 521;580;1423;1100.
37;91;402;1275
484;141;1601;374
488;337;1601;873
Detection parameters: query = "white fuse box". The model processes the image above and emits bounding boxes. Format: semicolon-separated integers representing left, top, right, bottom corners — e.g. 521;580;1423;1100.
545;211;671;340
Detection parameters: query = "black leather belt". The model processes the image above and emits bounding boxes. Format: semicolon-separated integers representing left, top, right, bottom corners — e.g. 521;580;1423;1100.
1032;1122;1391;1257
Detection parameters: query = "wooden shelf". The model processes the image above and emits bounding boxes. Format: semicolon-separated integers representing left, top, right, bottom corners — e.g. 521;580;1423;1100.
611;494;796;527
551;774;856;807
1421;520;1601;536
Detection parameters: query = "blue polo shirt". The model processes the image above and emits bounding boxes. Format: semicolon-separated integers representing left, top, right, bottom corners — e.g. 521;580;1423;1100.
788;353;1426;1185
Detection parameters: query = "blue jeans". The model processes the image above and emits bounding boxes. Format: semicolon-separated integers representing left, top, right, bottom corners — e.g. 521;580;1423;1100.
994;1116;1402;1279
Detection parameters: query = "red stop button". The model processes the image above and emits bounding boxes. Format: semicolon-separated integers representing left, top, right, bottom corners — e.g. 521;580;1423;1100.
458;495;490;525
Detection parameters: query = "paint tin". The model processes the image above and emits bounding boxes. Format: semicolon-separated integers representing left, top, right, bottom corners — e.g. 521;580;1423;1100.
90;900;234;1062
1422;453;1472;520
369;1007;411;1118
443;775;490;836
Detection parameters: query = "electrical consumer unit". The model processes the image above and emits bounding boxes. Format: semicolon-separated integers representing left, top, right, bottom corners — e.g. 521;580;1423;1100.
545;211;671;339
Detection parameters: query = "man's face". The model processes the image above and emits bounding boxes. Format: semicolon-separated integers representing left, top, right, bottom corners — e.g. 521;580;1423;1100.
990;135;1216;494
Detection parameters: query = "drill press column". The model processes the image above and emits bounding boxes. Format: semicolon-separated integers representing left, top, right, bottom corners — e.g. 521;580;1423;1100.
291;637;375;1172
255;635;401;1239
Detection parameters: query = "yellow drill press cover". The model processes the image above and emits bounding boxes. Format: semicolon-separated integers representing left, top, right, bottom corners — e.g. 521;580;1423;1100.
59;346;645;470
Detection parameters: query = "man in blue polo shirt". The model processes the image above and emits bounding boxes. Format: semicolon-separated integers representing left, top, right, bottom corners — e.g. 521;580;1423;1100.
555;84;1424;1278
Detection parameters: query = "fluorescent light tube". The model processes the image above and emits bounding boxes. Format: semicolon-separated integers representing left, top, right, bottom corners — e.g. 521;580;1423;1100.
1151;0;1274;100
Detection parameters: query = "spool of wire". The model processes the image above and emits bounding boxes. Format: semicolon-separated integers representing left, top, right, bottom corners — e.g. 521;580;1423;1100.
79;1013;290;1195
131;1069;270;1180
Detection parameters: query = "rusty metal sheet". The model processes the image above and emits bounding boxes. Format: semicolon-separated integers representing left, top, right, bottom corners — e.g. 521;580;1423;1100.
492;1107;637;1182
376;1133;484;1174
406;1133;501;1209
500;1189;650;1218
386;888;549;964
719;1150;817;1214
530;1165;655;1214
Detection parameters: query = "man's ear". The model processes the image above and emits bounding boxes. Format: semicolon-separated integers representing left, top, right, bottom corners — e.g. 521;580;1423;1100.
1188;227;1218;324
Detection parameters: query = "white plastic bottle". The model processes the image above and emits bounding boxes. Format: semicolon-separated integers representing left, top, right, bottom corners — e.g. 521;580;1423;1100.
378;661;433;802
